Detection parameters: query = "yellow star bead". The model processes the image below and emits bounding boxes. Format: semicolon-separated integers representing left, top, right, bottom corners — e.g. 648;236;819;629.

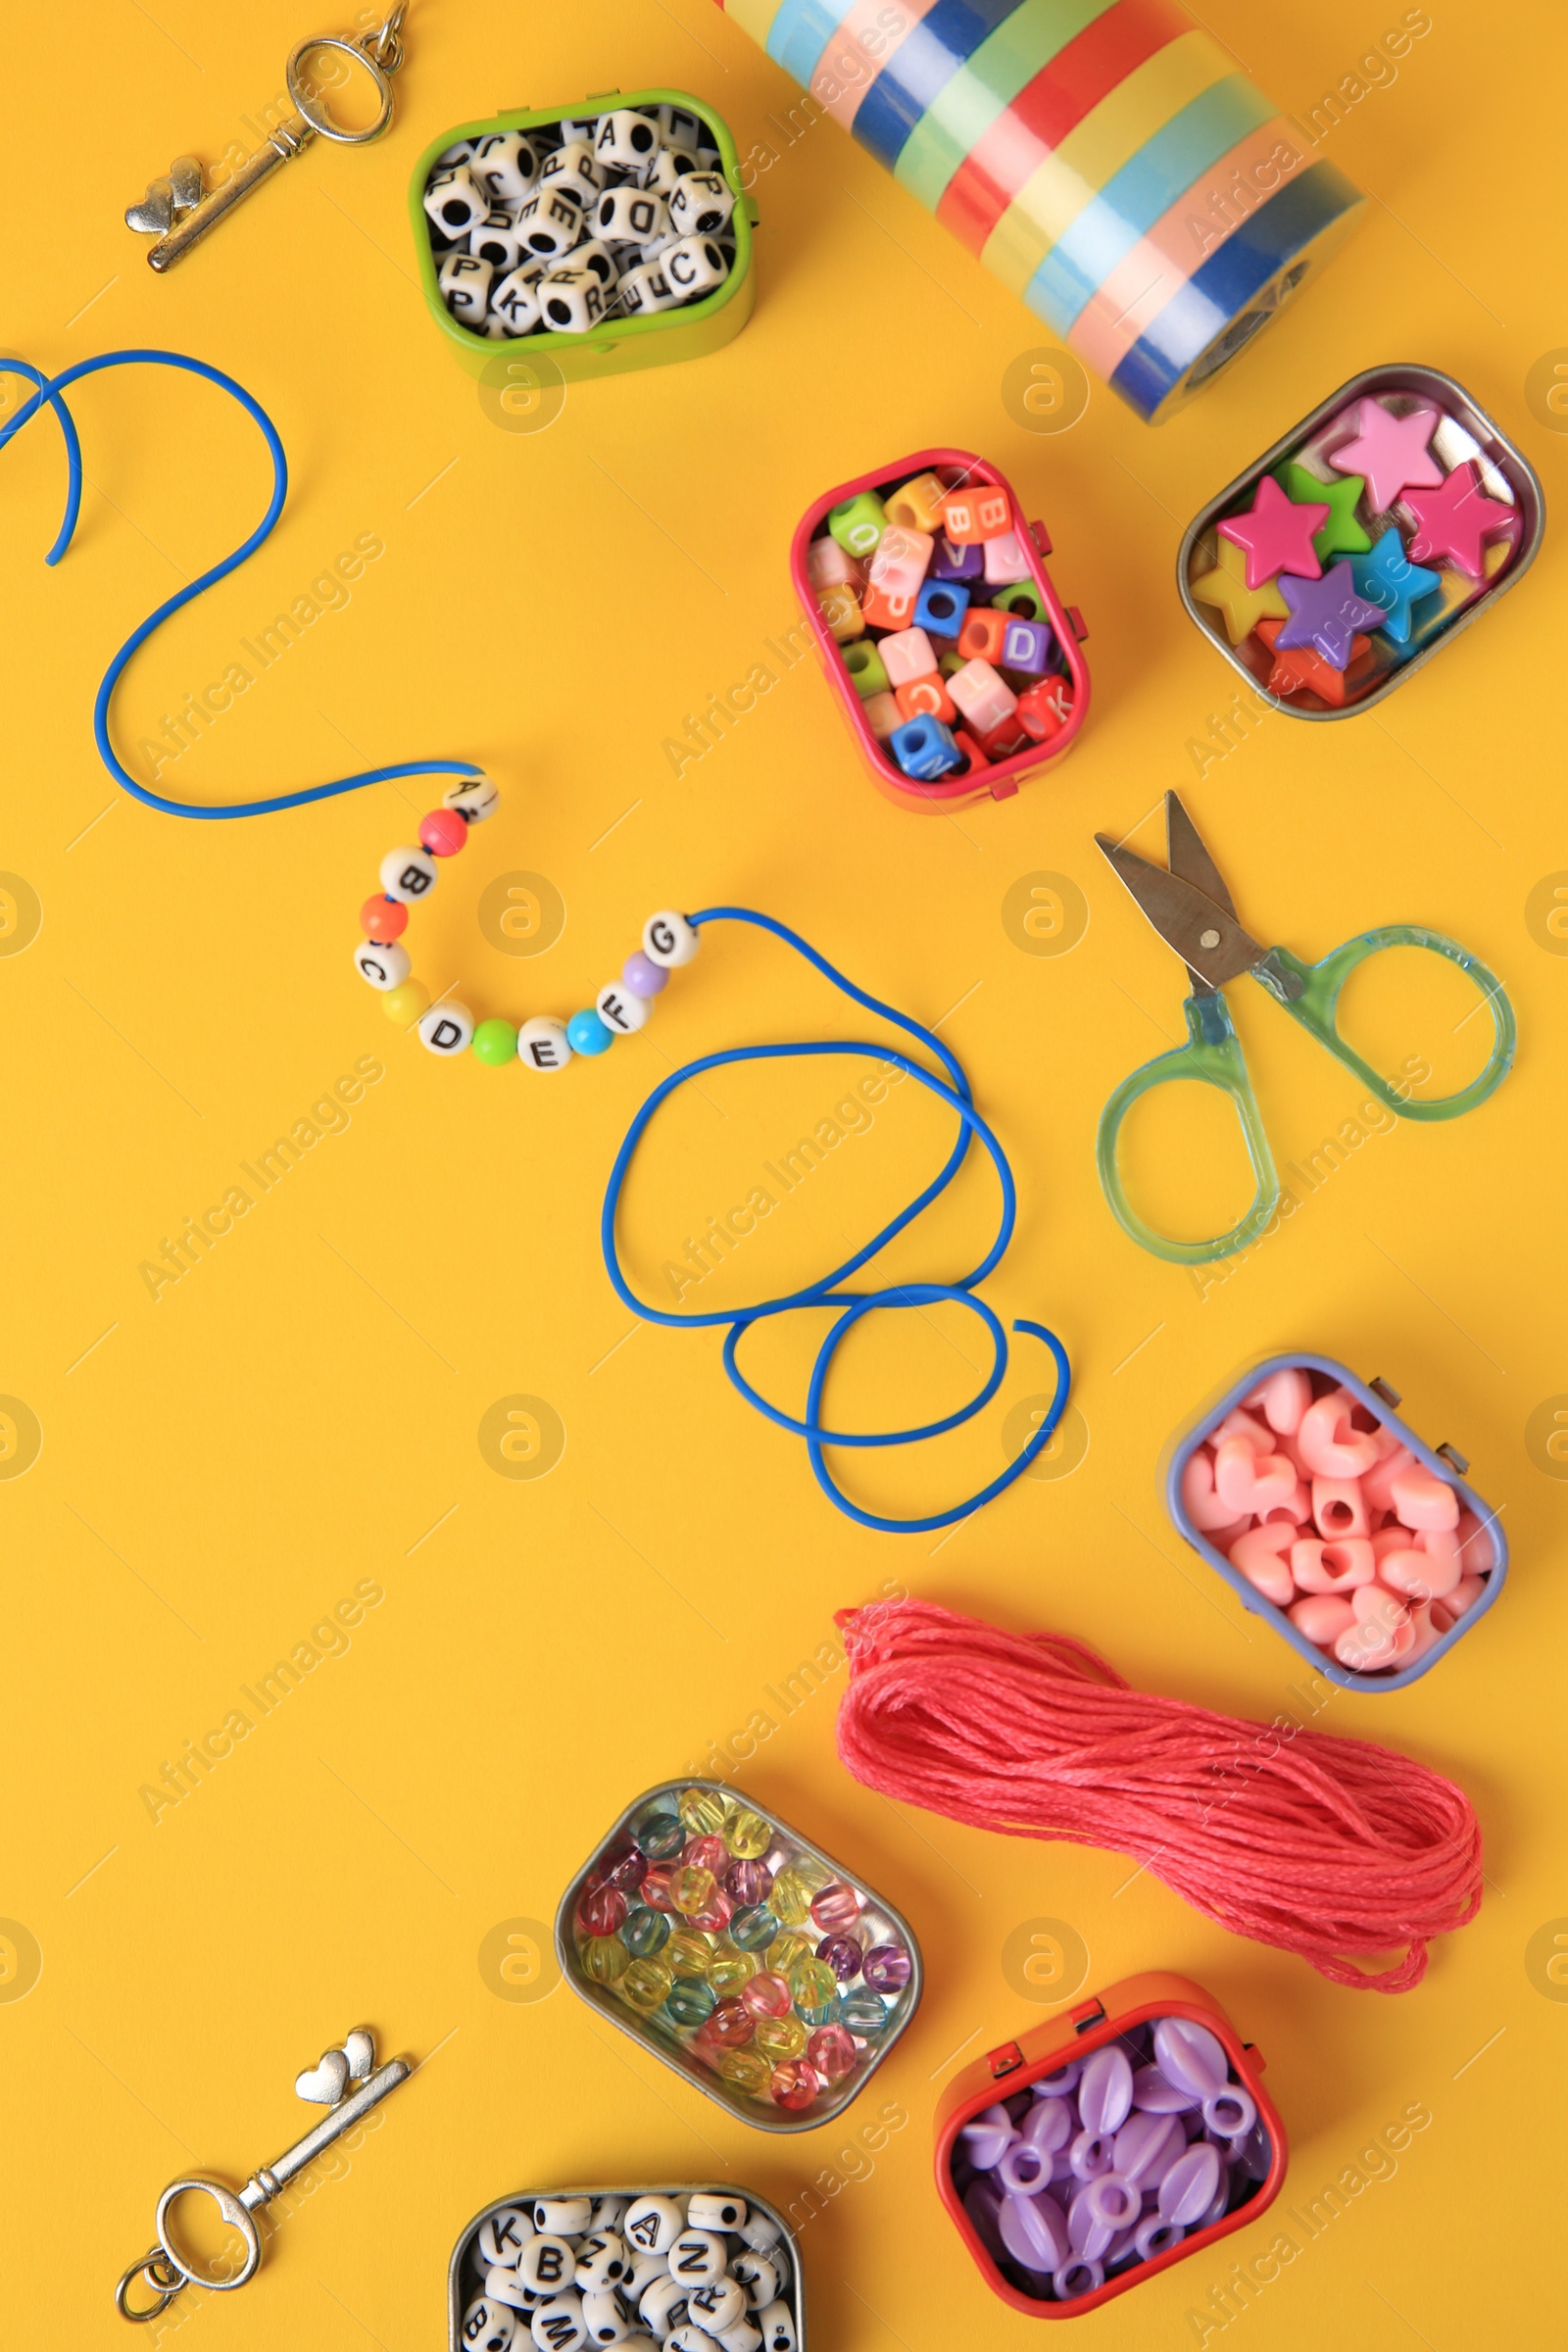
1190;537;1290;645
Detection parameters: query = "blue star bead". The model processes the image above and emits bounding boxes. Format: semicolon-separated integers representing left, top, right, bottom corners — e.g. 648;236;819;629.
1348;527;1444;646
1275;560;1389;670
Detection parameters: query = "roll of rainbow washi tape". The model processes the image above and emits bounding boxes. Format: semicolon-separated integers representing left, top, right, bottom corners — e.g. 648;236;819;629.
718;0;1366;421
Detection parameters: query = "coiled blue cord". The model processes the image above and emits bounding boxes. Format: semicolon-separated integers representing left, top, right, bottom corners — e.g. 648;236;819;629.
0;347;480;817
601;908;1071;1534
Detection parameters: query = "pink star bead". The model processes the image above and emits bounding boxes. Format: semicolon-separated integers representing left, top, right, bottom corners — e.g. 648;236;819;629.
1328;398;1444;512
1216;475;1328;590
1402;461;1519;579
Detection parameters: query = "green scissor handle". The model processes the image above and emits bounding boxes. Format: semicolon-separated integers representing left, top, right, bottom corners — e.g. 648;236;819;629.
1255;925;1516;1119
1097;991;1280;1265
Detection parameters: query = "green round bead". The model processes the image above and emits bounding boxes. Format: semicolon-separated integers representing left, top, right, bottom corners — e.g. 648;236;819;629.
840;1988;890;2034
730;1904;779;1952
623;1905;670;1958
664;1977;716;2029
471;1017;518;1066
787;1958;838;2011
633;1809;685;1860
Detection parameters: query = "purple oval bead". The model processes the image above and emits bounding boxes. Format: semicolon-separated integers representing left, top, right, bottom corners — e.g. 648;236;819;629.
815;1932;863;1983
723;1857;773;1906
623;951;668;997
600;1840;647;1894
861;1942;911;1994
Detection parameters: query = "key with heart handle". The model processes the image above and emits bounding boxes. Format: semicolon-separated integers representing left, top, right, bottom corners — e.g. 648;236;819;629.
124;11;407;271
115;2025;414;2322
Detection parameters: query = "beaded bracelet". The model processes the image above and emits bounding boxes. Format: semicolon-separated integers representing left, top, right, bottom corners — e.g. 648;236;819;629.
352;776;697;1064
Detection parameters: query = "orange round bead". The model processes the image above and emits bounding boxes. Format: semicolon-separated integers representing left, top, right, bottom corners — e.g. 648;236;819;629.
362;895;408;942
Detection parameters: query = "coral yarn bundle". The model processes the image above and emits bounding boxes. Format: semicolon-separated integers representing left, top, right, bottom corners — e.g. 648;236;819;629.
834;1599;1482;1990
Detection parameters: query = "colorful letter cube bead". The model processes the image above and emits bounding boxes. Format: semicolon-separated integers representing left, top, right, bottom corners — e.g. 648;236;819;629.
956;608;1007;663
842;640;890;698
879;626;940;690
949;659;1016;736
563;1783;918;2127
915;580;970;638
942;485;1010;544
998;616;1052;676
828;492;886;559
883;470;949;531
891;715;963;779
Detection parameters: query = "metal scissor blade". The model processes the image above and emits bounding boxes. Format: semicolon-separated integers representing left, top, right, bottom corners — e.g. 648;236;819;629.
1095;831;1268;993
1165;792;1236;918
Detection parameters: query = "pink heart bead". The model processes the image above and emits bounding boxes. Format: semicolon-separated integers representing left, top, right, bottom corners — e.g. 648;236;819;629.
1291;1536;1374;1593
1211;1406;1272;1453
1334;1584;1416;1670
1245;1367;1309;1435
1439;1573;1487;1623
1311;1477;1369;1539
1380;1543;1460;1602
1077;2044;1135;2135
1391;1467;1460;1533
1180;1447;1239;1533
1213;1439;1298;1517
1298;1391;1381;1478
1289;1592;1355;1647
1258;1477;1312;1527
1152;2018;1228;2098
1454;1507;1494;1576
1158;2143;1222;2226
1361;1441;1415;1512
1230;1523;1297;1606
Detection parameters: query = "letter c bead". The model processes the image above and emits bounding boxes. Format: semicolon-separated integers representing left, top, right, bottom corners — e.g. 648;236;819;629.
354;939;411;990
643;910;700;967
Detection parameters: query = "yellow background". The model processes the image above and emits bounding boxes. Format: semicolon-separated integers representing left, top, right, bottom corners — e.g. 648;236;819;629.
2;2;1564;2346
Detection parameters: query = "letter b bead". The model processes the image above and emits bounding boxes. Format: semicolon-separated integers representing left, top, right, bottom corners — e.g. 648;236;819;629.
643;910;699;968
380;846;438;901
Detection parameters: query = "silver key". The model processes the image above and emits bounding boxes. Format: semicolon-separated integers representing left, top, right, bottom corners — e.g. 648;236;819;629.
115;2025;414;2322
124;10;407;272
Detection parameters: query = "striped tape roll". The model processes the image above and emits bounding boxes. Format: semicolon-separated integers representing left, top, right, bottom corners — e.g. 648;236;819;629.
718;0;1364;421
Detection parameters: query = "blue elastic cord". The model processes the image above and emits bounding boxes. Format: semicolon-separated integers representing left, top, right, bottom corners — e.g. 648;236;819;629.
0;348;480;818
601;907;1071;1534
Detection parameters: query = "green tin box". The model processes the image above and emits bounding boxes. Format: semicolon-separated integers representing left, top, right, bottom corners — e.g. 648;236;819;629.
409;86;757;383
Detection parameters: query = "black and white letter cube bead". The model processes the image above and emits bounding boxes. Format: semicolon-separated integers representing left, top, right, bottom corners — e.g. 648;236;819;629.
539;266;606;334
667;172;735;238
471;130;539;206
516;188;584;261
439;251;492;322
425;164;489;241
595;109;662;175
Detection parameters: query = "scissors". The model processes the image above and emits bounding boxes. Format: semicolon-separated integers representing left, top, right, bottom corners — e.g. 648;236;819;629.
1095;793;1515;1264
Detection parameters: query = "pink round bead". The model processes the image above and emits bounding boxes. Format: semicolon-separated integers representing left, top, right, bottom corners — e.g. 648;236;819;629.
809;1881;860;1935
807;2025;858;2082
769;2059;820;2113
418;808;468;857
623;951;668;996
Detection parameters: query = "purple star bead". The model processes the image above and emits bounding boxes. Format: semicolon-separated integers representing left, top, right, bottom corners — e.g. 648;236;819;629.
1275;559;1388;670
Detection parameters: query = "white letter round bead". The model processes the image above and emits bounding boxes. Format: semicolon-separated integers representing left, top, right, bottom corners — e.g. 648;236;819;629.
443;773;501;824
380;846;438;902
534;2199;594;2236
519;2235;576;2295
638;2274;687;2337
595;983;652;1035
728;2257;776;2312
590;2197;628;2230
667;2232;727;2287
479;2210;535;2269
684;2278;744;2335
490;2269;547;2312
643;911;699;968
516;1015;573;1072
418;1002;474;1056
532;2292;588;2352
736;2214;780;2257
582;2286;633;2345
463;2298;518;2352
757;2304;796;2352
354;939;411;990
574;2232;629;2291
665;2330;710;2352
717;2326;761;2352
624;2196;684;2257
625;2257;668;2301
686;2197;747;2234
